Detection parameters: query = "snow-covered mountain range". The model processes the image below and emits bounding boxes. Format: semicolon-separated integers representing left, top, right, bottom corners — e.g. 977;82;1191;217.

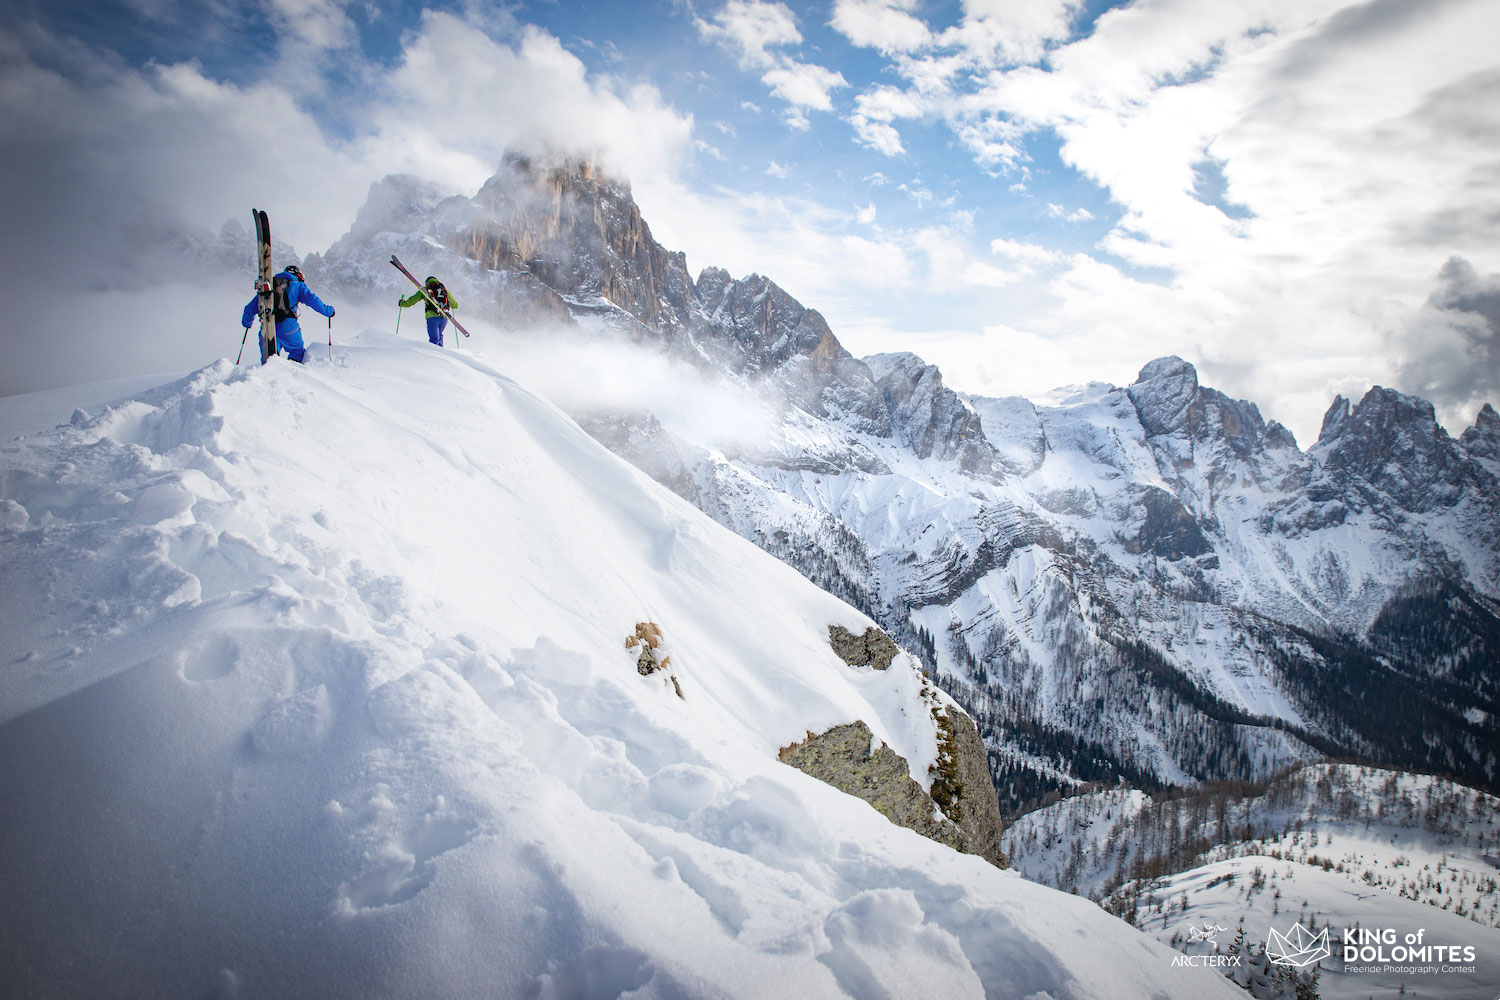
298;154;1499;811
0;336;1235;998
7;150;1500;998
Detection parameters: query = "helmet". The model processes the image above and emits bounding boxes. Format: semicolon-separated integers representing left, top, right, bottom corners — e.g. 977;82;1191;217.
425;276;440;286
284;265;304;281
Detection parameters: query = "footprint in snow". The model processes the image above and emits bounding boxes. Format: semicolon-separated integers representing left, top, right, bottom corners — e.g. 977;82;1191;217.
339;806;477;911
179;634;239;683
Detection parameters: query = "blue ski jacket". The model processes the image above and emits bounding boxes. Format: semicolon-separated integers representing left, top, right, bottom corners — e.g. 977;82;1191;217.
241;272;335;351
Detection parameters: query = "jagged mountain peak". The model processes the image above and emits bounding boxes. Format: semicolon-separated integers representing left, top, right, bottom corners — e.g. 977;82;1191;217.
339;173;464;246
1461;402;1500;463
1316;385;1444;444
864;353;998;477
1318;392;1352;442
1314;385;1474;512
1125;355;1276;466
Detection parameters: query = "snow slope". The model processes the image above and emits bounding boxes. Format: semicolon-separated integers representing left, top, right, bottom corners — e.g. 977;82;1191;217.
0;333;1240;999
1004;766;1500;998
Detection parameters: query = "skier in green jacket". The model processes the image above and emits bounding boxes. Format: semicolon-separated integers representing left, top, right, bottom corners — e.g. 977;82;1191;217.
399;275;458;347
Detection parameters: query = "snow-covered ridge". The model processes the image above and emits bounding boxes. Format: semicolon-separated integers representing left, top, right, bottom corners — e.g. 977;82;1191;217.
0;335;1239;998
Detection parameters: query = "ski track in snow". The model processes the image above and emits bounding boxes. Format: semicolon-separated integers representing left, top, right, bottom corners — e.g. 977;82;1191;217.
0;332;1244;999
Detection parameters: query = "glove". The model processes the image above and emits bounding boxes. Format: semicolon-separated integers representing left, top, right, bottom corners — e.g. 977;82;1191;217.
398;297;405;306
329;308;335;318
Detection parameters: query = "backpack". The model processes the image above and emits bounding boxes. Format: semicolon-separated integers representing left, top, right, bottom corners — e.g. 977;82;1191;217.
428;283;449;310
272;275;297;322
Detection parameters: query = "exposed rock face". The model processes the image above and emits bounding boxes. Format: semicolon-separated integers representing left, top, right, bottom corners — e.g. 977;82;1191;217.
1314;387;1474;512
779;721;1003;864
828;624;900;671
865;353;998;477
1462;403;1500;464
941;710;1008;868
1126;355;1284;468
1123;486;1212;561
464;155;697;340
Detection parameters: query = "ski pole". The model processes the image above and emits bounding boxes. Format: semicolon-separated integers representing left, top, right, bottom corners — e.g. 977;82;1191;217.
328;315;333;361
236;325;250;365
395;305;402;337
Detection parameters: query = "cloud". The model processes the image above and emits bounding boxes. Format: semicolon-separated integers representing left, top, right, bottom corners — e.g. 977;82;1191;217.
783;107;812;131
915;227;1020;290
1396;256;1500;424
266;0;358;52
989;237;1062;269
850;114;904;155
938;0;1083;66
695;0;801;69
857;202;877;224
761;61;848;111
829;0;932;54
949;116;1027;169
766;160;788;178
847;84;922;154
898;182;932;207
503;334;781;451
698;2;847;125
1045;202;1093;221
370;18;695;196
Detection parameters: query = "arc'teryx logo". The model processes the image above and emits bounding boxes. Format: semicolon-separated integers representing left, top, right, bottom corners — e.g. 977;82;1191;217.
1185;923;1229;945
1266;923;1330;968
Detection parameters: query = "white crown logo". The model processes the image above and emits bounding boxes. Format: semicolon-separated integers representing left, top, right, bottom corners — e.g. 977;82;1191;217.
1266;924;1330;968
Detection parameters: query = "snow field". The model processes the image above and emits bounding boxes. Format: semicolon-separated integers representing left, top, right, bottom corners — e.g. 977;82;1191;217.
1004;765;1500;999
0;332;1241;999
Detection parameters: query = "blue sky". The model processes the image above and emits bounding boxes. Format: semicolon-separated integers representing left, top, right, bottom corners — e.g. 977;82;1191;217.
3;0;1499;443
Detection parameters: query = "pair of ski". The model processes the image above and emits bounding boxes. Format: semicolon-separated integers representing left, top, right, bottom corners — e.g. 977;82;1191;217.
246;208;329;365
389;254;471;344
240;209;469;366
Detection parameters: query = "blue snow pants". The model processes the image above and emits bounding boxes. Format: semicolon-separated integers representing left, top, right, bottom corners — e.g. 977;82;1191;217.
426;315;447;347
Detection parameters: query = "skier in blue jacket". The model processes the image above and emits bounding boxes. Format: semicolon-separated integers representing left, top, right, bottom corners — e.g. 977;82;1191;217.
240;264;335;364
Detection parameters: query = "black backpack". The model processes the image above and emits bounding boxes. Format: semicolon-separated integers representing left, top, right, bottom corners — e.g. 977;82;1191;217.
272;274;296;322
428;283;449;309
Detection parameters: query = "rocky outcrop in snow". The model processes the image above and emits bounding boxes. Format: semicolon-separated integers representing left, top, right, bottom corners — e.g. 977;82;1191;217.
828;624;900;671
778;720;992;863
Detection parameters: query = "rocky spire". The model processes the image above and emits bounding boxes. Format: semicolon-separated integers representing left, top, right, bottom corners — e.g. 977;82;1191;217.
1461;403;1500;463
1314;386;1468;511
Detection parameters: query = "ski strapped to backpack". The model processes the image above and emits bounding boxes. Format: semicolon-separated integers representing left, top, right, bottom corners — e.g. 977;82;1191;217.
252;208;276;364
389;255;471;340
